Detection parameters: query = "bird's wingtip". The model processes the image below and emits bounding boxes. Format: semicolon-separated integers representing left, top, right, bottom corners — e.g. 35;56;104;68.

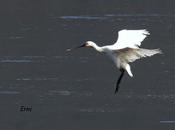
143;29;150;35
129;73;133;77
156;48;163;54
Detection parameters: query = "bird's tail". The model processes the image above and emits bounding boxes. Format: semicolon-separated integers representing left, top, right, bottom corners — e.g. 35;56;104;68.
138;48;162;57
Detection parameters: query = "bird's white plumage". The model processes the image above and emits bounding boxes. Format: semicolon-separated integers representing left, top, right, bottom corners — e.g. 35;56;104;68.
113;29;150;49
68;29;162;93
84;30;161;77
113;48;162;76
71;29;162;78
115;48;162;63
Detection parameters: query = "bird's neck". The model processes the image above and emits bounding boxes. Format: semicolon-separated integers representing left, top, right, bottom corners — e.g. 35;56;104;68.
91;43;103;52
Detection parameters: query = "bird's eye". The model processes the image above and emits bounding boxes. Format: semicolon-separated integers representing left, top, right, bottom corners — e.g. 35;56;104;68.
85;43;91;47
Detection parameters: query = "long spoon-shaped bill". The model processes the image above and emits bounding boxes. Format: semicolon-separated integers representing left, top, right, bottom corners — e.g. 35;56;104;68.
66;44;86;52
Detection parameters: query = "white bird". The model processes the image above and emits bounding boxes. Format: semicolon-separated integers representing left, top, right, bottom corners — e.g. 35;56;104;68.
67;29;162;94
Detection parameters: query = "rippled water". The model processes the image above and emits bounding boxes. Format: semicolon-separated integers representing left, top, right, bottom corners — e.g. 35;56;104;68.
0;0;175;130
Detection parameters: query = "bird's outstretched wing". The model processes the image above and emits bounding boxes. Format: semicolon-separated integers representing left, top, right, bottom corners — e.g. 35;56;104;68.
112;48;161;77
113;29;150;49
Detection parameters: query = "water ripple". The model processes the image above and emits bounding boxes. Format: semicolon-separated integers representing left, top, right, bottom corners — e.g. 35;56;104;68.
160;121;175;124
57;14;175;21
48;90;71;96
0;91;20;95
0;60;32;63
60;16;107;20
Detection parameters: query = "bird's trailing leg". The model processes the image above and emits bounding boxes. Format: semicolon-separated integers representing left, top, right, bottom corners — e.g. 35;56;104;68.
115;69;125;94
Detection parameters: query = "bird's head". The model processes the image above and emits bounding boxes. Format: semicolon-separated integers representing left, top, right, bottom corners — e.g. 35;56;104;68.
84;41;96;47
66;41;95;52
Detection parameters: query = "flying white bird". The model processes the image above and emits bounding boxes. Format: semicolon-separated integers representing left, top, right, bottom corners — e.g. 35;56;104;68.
67;29;162;94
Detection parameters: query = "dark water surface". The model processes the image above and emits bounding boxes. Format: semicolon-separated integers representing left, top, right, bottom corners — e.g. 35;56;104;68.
0;0;175;130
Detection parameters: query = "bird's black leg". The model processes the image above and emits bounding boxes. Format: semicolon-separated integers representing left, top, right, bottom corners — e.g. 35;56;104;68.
115;69;125;94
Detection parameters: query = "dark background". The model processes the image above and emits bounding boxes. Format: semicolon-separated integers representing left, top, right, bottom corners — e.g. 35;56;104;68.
0;0;174;130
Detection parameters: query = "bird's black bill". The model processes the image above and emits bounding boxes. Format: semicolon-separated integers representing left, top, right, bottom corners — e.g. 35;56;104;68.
66;44;86;52
115;69;125;94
